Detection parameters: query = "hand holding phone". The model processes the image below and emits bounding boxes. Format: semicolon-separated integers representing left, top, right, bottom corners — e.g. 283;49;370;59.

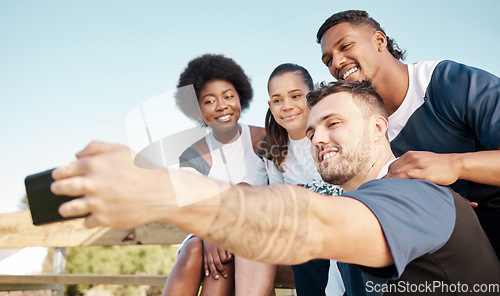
24;168;86;225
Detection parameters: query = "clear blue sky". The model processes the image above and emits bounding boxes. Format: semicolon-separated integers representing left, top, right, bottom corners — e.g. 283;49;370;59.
1;0;499;213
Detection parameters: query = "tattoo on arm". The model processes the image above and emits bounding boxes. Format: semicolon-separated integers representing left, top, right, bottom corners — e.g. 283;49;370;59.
206;185;309;264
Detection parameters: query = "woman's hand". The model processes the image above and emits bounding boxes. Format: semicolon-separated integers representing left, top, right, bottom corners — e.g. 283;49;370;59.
202;240;233;280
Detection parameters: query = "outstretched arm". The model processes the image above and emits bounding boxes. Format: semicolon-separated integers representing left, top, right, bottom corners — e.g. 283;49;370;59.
51;141;392;268
204;182;391;267
383;149;500;187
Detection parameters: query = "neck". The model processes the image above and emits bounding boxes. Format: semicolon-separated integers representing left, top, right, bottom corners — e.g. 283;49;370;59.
288;126;307;141
341;144;395;191
212;124;242;144
371;58;409;116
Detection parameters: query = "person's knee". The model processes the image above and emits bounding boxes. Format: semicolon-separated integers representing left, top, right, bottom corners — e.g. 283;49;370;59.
176;237;203;272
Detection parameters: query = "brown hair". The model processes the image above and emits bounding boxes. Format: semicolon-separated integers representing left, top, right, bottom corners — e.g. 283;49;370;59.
307;80;388;120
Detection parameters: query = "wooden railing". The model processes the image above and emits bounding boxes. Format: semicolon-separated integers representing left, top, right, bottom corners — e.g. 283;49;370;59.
0;210;187;295
0;211;296;295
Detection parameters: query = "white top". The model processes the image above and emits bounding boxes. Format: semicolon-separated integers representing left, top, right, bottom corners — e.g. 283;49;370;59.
265;136;321;185
376;158;398;179
205;123;268;186
177;123;268;248
387;60;441;141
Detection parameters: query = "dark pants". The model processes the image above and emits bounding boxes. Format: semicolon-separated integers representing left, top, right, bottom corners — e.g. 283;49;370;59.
479;209;500;260
292;259;330;296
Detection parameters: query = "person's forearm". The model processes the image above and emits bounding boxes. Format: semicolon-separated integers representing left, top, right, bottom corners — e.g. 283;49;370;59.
162;168;393;267
205;184;310;264
456;149;500;186
52;142;392;267
161;169;311;265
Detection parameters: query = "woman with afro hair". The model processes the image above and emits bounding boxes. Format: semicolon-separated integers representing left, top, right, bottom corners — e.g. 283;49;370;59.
161;54;280;296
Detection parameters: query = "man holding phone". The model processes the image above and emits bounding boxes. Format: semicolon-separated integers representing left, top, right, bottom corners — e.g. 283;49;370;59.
48;81;500;295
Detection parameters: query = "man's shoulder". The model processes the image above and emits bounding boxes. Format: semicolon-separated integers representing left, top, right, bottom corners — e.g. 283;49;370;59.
426;59;500;121
357;177;449;195
346;178;458;281
429;59;499;88
347;178;455;215
412;60;442;71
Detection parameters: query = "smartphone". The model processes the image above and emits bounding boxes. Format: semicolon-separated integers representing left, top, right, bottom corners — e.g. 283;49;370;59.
24;168;86;225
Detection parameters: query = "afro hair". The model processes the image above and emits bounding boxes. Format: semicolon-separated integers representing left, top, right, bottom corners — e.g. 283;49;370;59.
175;54;253;124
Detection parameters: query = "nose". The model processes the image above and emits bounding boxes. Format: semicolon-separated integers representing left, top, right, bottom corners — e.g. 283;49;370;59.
331;53;346;79
282;98;293;111
215;98;228;111
311;127;329;148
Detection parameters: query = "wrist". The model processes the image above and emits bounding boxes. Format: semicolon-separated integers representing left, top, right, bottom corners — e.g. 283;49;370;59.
451;153;466;180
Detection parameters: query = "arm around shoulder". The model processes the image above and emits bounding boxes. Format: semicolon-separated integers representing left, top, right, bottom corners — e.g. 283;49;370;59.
455;149;500;186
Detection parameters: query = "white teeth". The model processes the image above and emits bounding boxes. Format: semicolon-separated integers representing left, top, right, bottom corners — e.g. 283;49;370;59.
217;115;231;120
322;152;336;161
343;67;358;80
284;114;298;120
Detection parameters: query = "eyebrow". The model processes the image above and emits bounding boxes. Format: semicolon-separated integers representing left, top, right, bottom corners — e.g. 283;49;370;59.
306;113;339;135
270;89;303;99
202;88;233;100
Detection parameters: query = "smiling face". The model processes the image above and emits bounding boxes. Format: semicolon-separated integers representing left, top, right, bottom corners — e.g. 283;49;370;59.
199;79;241;134
306;92;371;185
268;72;311;140
320;22;386;82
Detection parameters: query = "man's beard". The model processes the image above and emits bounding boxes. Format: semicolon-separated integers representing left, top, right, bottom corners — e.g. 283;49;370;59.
319;129;371;185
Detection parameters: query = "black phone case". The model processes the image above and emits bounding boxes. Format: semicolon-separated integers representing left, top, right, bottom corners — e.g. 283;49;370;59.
24;168;84;225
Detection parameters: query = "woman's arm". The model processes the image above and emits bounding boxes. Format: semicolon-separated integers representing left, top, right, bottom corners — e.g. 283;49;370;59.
249;125;267;156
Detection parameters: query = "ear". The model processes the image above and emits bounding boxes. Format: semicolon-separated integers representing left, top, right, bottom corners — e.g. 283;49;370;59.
268;100;271;108
373;31;388;52
372;115;389;142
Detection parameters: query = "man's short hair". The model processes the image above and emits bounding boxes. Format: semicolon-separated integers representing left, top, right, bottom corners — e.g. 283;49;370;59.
316;10;405;61
307;80;388;120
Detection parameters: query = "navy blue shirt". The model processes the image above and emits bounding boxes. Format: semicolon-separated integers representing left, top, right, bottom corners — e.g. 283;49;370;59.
337;178;500;295
389;60;500;215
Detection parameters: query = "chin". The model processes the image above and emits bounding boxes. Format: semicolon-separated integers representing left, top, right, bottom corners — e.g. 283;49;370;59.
209;121;238;132
283;121;305;133
320;165;354;185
